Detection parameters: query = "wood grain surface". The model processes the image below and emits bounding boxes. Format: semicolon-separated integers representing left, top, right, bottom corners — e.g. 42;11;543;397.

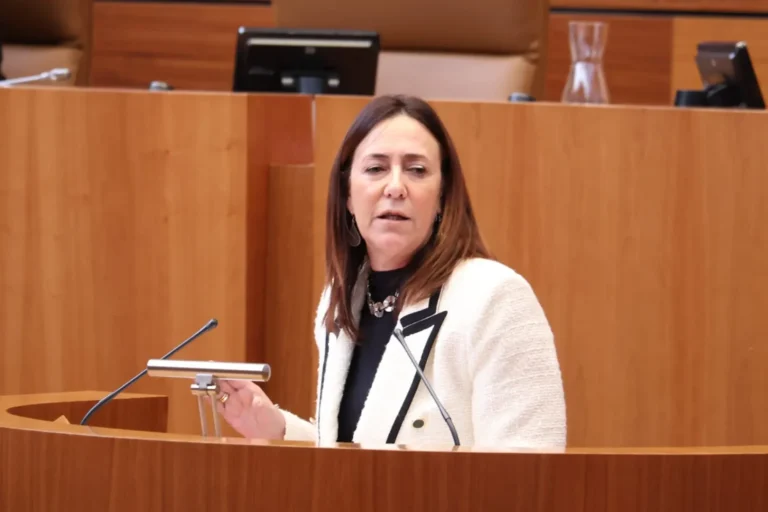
0;88;314;432
313;96;768;448
0;87;314;435
89;2;275;90
1;392;767;512
550;0;768;13
262;164;317;418
6;391;168;432
0;86;254;434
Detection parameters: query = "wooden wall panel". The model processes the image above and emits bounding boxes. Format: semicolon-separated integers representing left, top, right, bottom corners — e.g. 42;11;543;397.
671;17;768;100
545;13;673;104
263;164;316;419
314;96;768;448
0;87;261;435
0;88;313;435
551;0;768;14
257;95;315;165
251;97;315;419
0;84;313;436
90;2;275;90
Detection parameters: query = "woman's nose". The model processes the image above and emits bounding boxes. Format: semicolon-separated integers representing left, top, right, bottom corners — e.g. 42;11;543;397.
384;168;406;198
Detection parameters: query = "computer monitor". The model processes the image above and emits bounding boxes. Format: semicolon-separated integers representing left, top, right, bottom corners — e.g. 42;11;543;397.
682;41;765;109
232;27;379;95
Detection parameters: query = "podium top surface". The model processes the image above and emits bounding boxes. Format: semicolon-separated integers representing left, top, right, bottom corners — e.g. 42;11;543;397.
2;391;767;455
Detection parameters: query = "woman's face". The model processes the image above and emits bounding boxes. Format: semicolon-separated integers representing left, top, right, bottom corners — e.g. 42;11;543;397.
347;114;443;271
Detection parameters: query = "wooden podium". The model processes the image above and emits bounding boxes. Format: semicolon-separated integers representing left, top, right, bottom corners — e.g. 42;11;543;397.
1;391;766;511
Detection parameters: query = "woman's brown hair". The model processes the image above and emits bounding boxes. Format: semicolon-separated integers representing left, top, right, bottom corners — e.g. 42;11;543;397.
323;94;490;340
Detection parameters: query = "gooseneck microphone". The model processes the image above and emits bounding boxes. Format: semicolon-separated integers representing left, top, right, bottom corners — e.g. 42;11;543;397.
393;328;460;446
0;68;71;87
79;318;219;426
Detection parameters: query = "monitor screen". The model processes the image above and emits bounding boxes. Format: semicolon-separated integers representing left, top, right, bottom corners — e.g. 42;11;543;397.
232;27;380;95
695;41;765;109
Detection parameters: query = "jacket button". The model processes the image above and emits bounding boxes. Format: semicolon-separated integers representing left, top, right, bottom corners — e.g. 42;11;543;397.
412;419;424;428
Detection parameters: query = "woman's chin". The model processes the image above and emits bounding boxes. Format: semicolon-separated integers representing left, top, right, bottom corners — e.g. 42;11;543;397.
365;237;419;266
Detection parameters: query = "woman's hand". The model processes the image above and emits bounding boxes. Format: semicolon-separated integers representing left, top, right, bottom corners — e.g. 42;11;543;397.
215;379;286;440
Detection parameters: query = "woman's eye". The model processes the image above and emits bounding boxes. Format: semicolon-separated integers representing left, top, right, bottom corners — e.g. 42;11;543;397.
365;165;384;173
410;166;427;175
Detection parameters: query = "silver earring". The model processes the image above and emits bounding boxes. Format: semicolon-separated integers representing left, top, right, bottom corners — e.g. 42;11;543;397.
348;216;361;247
435;212;442;224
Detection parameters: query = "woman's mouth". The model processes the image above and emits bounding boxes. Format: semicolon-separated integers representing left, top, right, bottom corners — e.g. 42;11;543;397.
378;213;409;221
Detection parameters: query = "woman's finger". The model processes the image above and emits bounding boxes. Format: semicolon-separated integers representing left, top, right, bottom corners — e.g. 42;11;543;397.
218;379;238;394
223;379;250;391
218;390;242;417
220;381;245;407
214;381;240;415
216;400;242;418
236;382;257;400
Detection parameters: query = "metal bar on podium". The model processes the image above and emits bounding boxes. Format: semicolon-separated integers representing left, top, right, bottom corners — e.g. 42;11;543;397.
146;359;271;438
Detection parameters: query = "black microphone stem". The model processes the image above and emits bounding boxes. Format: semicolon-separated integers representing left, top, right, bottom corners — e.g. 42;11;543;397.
79;318;218;426
393;328;460;446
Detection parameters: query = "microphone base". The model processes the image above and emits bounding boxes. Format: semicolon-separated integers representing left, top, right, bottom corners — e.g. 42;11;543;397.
190;373;223;438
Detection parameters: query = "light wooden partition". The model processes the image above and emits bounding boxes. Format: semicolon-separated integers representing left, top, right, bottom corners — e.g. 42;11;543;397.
263;163;317;416
313;96;768;448
0;86;315;432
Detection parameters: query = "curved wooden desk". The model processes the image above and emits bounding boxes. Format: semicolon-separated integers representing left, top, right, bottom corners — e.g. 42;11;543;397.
1;392;766;511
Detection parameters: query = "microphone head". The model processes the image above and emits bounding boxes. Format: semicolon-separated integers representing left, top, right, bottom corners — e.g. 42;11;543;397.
149;80;174;91
49;68;72;81
208;318;219;329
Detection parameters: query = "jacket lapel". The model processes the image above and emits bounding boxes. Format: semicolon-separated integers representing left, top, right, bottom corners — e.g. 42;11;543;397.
316;327;353;445
316;265;367;445
352;288;447;444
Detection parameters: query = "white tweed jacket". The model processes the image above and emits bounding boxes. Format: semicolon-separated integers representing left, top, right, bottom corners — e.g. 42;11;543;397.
281;257;567;449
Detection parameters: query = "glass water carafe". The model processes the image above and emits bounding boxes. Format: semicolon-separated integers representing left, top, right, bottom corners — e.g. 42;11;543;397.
561;21;610;104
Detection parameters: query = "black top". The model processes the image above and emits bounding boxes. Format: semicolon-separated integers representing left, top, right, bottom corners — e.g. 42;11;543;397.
336;266;410;443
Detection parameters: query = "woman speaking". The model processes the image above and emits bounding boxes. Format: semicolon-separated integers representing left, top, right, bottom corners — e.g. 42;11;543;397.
216;95;566;448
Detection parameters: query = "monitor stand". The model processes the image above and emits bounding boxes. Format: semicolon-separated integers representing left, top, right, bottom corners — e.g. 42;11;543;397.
297;76;326;94
674;83;743;108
